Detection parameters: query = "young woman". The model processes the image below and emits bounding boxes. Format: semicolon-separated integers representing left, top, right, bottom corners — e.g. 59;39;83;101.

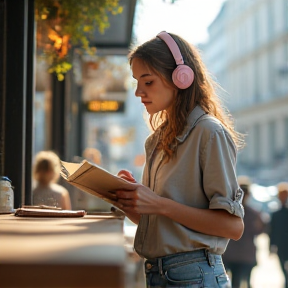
115;31;245;288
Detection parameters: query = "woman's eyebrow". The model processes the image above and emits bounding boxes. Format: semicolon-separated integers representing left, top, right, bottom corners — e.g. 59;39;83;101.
132;73;152;79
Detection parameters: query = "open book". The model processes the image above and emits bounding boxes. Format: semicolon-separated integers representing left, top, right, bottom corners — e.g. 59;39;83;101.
60;160;136;205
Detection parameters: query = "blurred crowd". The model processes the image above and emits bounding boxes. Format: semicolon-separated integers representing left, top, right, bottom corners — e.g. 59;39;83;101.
223;176;288;288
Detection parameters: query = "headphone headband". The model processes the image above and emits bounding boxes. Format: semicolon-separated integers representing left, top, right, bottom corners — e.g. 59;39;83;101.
156;31;194;89
157;31;184;66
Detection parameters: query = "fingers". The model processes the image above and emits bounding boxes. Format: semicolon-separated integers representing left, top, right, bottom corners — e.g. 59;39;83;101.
108;191;118;200
117;199;136;207
117;170;137;183
116;190;136;199
117;169;128;176
119;174;135;182
116;190;138;208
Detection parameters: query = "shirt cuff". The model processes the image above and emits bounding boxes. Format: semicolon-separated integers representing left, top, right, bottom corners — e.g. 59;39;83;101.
209;189;245;218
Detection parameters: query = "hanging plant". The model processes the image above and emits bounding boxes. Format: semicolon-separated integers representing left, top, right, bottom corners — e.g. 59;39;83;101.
35;0;123;81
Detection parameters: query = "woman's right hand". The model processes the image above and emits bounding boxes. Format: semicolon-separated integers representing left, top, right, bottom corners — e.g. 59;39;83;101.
116;170;163;215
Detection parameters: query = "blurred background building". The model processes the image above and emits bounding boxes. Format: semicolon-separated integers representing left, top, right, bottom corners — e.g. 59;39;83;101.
201;0;288;186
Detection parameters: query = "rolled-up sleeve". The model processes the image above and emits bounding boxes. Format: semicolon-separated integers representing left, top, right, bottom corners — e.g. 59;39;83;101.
200;127;244;218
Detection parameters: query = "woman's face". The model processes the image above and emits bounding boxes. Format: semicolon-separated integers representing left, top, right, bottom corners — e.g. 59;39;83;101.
131;58;176;114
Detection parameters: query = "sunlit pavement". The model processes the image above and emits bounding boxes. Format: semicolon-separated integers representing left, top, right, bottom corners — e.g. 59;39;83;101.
250;233;285;288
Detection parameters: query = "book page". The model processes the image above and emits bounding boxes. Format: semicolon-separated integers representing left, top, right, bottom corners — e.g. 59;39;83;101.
60;161;84;179
60;160;137;203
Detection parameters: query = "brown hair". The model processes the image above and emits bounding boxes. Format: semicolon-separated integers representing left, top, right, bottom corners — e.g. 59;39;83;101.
129;33;245;159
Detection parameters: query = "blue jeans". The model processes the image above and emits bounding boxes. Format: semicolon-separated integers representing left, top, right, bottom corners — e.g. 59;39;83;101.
145;249;231;288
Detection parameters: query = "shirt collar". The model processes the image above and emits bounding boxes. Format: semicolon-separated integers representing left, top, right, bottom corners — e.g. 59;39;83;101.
176;105;207;143
145;105;207;156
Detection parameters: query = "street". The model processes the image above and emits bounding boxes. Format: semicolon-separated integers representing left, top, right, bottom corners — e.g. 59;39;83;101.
251;233;285;288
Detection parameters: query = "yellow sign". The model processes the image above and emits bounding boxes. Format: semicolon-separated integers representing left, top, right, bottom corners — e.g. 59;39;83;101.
86;100;124;113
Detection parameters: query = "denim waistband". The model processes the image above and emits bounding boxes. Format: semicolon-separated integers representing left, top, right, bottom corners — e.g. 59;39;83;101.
145;249;222;275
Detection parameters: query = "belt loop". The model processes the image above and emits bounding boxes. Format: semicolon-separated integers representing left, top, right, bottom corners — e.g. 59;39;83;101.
158;258;163;275
205;249;215;267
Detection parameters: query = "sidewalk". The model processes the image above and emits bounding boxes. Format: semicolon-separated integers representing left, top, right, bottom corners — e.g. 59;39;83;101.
251;233;285;288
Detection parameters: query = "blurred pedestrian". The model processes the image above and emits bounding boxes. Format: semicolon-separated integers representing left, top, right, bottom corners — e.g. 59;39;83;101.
114;31;245;288
223;175;265;288
269;181;288;288
32;151;72;210
83;147;102;165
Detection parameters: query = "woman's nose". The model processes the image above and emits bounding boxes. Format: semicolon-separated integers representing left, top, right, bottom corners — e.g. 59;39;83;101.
135;85;145;98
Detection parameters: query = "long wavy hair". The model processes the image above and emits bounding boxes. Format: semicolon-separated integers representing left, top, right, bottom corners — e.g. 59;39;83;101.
129;33;245;160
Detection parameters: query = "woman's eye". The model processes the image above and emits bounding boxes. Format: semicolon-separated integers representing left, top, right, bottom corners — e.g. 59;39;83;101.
145;81;152;85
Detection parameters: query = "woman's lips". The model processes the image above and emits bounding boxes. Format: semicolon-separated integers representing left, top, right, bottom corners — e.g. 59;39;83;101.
142;101;152;106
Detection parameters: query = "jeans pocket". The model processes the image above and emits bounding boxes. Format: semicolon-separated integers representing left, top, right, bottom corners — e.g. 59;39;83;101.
164;261;204;287
216;273;231;288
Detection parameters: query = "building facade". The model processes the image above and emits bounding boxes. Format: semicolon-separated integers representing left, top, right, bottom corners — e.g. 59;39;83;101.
202;0;288;185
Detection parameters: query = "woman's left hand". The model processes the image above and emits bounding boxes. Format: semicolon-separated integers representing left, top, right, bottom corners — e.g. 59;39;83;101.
116;184;162;215
117;169;137;183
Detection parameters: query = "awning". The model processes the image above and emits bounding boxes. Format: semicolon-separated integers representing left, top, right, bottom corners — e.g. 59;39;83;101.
89;0;137;55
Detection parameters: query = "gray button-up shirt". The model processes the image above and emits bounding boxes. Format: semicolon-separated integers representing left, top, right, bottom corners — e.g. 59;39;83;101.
134;105;244;259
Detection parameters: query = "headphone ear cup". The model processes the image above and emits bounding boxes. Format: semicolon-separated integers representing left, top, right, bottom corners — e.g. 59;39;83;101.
172;65;194;89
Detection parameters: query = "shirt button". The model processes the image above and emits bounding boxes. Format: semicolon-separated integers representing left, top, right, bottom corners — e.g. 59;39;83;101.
146;263;152;269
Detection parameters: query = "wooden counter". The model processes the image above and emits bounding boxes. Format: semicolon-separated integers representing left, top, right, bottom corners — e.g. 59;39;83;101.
0;214;126;288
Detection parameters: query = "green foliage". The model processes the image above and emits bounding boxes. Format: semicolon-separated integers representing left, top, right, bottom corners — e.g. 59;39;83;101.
35;0;123;81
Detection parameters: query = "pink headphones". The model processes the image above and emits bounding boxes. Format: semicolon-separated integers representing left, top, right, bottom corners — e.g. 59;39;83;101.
157;31;194;89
